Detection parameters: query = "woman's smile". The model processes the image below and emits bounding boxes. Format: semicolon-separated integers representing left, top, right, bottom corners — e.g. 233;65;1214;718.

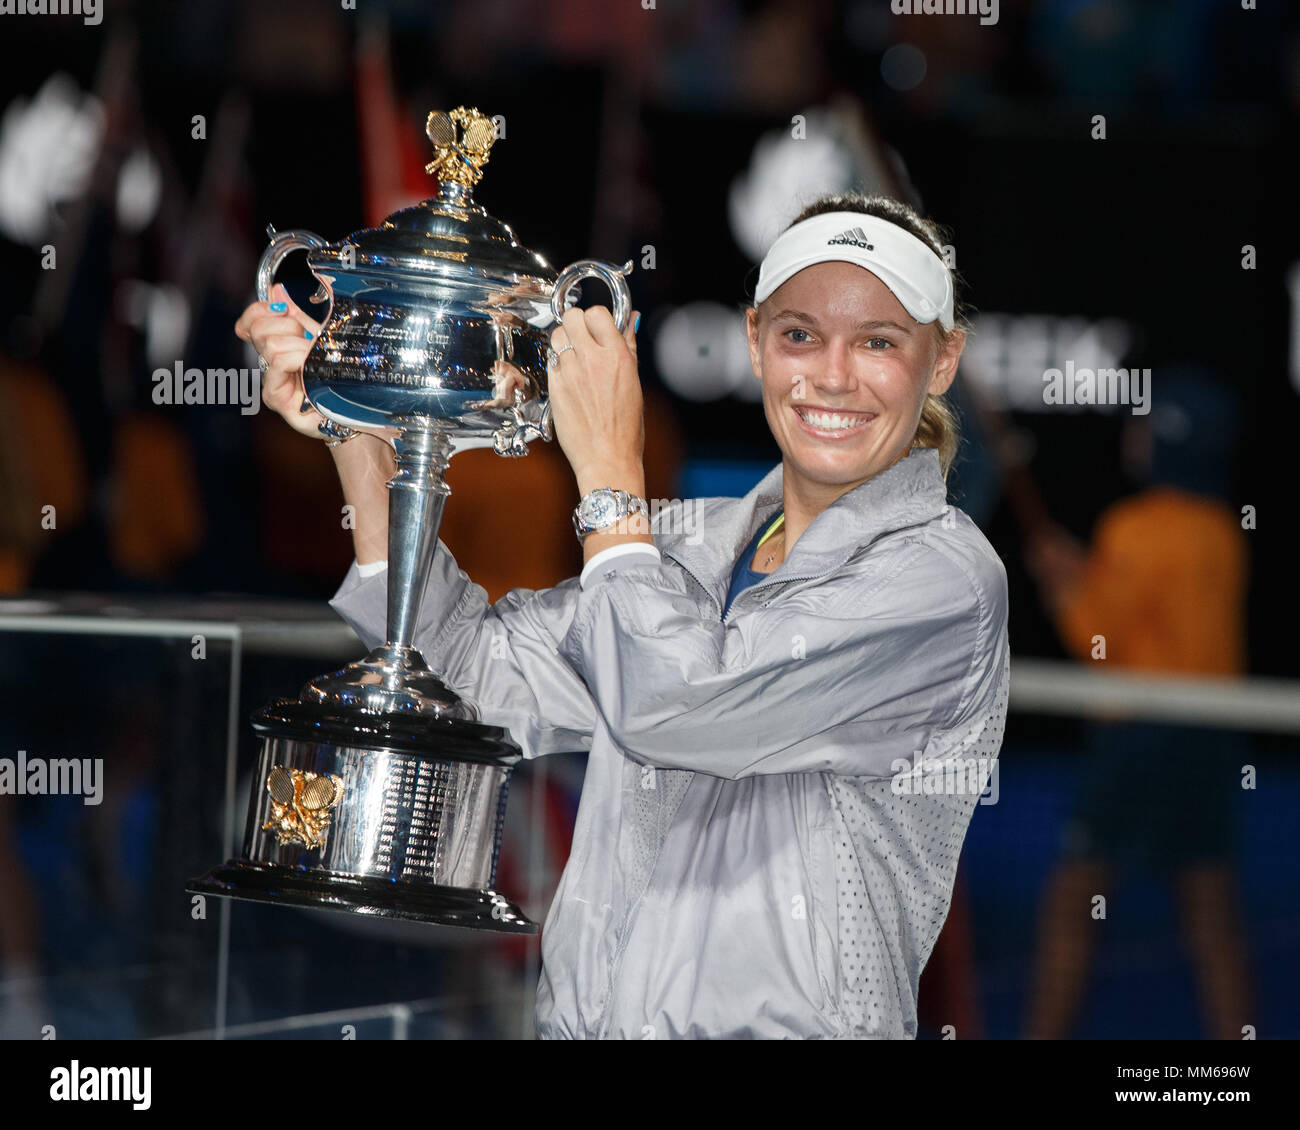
791;403;876;440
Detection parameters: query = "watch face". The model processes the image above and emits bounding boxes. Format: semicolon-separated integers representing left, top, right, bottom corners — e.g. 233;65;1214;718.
583;494;619;528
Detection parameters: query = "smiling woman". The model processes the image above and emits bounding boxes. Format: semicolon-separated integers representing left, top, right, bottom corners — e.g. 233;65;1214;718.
739;191;972;573
264;186;1012;1039
757;193;971;468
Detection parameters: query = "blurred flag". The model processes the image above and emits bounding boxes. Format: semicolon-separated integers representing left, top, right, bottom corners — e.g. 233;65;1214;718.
355;18;435;225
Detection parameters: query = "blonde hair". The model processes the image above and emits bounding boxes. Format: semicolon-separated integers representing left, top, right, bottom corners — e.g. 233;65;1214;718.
764;192;972;481
914;380;961;480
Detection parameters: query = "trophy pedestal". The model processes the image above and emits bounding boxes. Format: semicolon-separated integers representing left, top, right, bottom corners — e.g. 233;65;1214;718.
301;645;477;720
186;700;538;933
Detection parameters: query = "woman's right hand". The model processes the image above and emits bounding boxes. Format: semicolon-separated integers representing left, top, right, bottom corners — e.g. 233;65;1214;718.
235;283;394;562
234;283;327;439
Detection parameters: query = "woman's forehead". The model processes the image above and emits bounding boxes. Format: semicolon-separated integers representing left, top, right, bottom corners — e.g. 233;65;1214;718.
759;262;913;324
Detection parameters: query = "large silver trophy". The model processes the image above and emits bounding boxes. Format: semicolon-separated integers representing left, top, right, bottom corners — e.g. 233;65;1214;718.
187;107;631;931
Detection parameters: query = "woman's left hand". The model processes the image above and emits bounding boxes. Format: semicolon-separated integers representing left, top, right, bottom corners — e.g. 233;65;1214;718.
547;306;644;491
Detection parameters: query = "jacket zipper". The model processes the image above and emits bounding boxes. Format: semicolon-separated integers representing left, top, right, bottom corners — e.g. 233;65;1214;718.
723;572;826;623
662;550;846;624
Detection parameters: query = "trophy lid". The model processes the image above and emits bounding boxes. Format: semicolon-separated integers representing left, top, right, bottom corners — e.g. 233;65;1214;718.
307;107;555;292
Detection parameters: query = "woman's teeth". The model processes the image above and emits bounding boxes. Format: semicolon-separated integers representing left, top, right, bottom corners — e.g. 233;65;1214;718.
797;408;871;431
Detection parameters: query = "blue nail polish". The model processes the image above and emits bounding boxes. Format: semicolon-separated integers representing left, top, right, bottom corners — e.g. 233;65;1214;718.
634;313;641;332
304;330;314;340
269;301;287;313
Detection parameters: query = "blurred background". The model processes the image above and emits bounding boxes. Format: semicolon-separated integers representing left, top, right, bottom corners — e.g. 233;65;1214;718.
0;0;1296;1039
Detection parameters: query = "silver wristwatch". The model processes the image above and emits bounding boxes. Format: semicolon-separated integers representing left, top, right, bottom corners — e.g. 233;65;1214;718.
572;487;649;542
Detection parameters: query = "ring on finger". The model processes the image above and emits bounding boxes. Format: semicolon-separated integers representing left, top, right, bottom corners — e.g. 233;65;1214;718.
546;343;575;368
257;354;269;372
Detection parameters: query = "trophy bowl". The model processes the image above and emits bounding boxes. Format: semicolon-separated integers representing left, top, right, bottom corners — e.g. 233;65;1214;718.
186;106;633;931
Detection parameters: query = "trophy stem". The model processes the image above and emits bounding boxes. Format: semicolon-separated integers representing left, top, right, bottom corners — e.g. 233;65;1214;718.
300;424;472;718
386;427;453;651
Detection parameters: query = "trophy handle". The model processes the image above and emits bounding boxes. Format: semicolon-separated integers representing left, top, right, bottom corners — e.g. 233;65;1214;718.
500;258;634;455
256;225;330;303
549;258;634;331
256;226;359;444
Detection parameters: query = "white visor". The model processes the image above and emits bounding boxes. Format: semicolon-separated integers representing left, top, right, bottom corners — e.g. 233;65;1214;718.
754;211;954;331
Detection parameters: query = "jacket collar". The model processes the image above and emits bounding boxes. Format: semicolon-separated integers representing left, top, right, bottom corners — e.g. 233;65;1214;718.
659;446;950;610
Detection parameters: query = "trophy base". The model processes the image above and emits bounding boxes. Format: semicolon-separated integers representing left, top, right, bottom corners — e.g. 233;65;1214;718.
186;860;537;933
189;698;537;933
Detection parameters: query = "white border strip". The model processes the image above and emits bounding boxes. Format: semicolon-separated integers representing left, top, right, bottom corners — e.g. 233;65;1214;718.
1010;659;1300;733
2;609;1295;732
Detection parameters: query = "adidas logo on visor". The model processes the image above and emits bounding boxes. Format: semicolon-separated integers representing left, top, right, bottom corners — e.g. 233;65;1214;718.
826;226;874;250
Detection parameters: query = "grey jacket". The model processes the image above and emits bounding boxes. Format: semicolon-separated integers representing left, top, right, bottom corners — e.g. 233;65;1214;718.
328;445;1011;1039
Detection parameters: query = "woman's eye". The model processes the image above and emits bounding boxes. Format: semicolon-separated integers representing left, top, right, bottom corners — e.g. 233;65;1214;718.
866;337;891;350
785;328;812;344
